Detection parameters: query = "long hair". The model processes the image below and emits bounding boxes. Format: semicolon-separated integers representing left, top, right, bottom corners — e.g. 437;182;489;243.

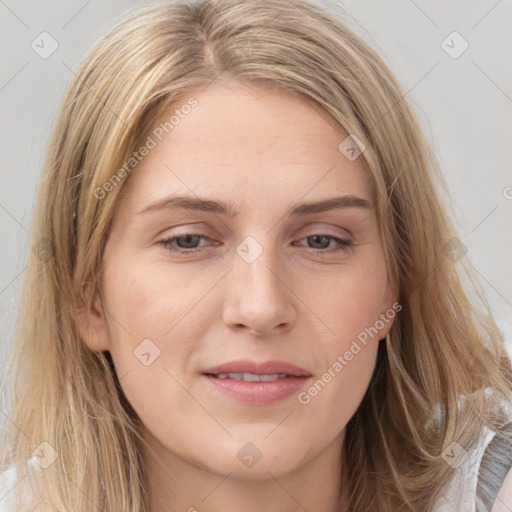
1;0;511;510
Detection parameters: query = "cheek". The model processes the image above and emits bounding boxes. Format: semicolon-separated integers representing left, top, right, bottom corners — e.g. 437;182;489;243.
102;252;216;342
293;260;386;427
297;332;380;444
99;254;217;407
305;262;388;343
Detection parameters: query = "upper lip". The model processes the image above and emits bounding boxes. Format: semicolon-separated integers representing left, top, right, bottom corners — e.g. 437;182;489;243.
202;359;312;377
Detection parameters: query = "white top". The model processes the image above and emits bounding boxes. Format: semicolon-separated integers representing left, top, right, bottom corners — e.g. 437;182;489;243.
0;430;508;511
432;425;497;511
0;466;17;511
0;457;35;511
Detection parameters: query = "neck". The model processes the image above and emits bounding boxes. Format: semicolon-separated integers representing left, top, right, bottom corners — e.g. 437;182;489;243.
138;427;349;512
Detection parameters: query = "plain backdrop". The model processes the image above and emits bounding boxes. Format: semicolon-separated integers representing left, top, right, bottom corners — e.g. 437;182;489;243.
1;0;511;376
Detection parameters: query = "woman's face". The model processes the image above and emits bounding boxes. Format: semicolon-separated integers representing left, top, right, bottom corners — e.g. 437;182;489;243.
81;82;397;480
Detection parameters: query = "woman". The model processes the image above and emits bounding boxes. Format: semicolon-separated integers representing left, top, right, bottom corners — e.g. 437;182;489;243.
1;0;511;510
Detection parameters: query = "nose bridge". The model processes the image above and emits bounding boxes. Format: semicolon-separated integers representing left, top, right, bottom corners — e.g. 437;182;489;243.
222;233;295;334
234;234;284;302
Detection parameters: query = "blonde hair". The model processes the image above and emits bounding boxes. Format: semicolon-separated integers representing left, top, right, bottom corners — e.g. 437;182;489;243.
1;0;511;510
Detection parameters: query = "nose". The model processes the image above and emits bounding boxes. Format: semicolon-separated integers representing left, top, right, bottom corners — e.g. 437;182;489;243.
221;240;297;336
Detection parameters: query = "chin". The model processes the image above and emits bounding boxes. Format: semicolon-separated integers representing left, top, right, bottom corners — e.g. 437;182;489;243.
197;438;309;480
209;457;304;482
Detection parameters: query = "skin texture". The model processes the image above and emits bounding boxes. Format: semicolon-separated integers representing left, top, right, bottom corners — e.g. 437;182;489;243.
77;82;397;512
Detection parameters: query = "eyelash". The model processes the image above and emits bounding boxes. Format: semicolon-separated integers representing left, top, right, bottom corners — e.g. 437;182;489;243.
157;233;353;256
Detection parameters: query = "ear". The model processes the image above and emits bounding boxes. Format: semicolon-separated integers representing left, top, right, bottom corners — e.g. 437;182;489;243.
376;279;401;340
72;282;112;352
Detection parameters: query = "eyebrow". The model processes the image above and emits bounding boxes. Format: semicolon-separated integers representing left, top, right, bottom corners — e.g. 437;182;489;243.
137;194;371;217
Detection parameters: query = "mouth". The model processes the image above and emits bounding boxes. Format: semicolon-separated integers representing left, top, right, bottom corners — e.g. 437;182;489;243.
202;359;311;377
206;372;293;382
201;360;312;405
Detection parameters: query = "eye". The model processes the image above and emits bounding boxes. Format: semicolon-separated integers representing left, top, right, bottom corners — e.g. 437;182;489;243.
157;233;353;256
157;234;210;254
295;234;353;255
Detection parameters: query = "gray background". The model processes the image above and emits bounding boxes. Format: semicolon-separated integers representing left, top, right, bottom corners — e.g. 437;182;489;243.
1;0;511;375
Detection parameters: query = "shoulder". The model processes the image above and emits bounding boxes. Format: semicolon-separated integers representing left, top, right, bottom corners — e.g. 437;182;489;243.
432;419;512;512
0;466;19;511
433;425;496;512
0;459;40;511
478;421;512;512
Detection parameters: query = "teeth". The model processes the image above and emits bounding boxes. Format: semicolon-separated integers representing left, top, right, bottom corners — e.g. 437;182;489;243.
214;372;288;382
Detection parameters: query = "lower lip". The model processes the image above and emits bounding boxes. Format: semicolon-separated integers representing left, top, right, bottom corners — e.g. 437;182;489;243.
203;374;311;405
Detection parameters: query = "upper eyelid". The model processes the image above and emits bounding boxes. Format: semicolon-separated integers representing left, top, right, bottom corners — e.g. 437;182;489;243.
159;228;352;240
157;220;354;238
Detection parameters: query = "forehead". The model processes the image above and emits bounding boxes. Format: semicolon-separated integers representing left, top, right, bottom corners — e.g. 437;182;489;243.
119;82;371;214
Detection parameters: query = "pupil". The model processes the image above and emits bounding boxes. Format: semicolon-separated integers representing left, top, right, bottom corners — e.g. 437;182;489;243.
178;235;199;249
310;235;329;249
